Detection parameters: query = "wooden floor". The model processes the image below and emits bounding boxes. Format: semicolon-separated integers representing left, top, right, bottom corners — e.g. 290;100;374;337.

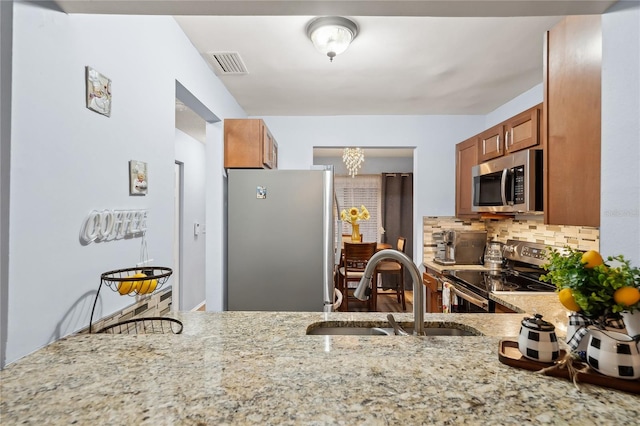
377;290;413;312
344;290;414;313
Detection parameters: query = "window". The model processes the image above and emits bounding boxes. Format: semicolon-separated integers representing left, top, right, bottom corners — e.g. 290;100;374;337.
334;174;382;243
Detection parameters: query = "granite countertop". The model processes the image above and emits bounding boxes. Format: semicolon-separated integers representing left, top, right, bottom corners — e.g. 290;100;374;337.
2;308;639;424
490;292;570;337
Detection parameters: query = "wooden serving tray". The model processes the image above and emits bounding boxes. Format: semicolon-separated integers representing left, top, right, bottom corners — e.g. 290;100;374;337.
498;339;640;395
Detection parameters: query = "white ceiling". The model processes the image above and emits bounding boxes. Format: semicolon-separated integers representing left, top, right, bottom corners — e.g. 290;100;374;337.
54;0;617;117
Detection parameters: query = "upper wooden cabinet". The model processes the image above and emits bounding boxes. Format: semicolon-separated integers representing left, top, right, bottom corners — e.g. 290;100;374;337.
224;119;278;169
455;136;479;217
478;104;541;163
544;16;601;227
504;105;540;154
477;123;505;162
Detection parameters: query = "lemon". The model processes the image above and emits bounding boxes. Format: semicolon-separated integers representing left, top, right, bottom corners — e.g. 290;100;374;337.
581;250;604;269
558;288;581;312
614;286;640;307
138;276;158;294
129;273;146;293
118;280;133;295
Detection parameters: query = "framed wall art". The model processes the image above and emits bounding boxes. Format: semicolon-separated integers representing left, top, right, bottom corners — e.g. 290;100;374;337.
129;160;148;195
85;66;112;117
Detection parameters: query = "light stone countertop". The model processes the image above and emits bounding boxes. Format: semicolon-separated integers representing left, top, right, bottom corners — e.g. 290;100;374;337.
1;308;639;425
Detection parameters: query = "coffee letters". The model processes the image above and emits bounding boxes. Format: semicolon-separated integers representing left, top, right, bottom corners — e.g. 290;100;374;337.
80;209;148;244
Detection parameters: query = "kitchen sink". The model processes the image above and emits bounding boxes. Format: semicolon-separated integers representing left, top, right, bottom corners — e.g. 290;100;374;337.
306;322;481;336
307;326;396;336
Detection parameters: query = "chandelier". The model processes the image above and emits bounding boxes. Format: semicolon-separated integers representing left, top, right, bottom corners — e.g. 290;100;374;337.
343;148;364;178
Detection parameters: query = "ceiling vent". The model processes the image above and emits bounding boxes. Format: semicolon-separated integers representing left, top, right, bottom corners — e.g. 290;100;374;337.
207;52;248;75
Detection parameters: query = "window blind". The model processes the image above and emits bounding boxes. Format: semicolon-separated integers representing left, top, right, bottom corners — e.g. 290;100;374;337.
334;174;382;243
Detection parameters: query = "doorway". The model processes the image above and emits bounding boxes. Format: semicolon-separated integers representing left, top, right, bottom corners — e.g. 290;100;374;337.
174;81;220;311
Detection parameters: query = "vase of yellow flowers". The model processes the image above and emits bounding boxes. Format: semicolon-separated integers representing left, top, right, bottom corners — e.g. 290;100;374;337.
340;205;370;242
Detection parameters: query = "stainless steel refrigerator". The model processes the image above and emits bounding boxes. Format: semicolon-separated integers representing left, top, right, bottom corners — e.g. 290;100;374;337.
226;167;336;311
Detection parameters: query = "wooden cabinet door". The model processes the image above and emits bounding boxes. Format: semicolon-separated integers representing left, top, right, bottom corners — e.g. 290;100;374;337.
261;122;274;169
224;119;278;169
272;141;278;169
478;123;505;162
423;272;443;313
544;16;601;227
455;137;479;217
505;105;540;154
495;302;517;314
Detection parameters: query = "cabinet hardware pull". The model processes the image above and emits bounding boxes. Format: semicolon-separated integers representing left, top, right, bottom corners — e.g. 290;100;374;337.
505;130;509;152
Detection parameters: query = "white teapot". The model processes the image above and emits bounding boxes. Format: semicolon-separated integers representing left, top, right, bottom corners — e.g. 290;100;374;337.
586;328;640;380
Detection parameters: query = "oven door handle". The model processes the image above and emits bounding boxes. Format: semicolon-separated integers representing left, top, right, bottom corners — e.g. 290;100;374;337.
449;284;488;310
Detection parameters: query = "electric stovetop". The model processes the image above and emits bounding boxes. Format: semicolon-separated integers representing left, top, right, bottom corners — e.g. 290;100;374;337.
446;239;559;298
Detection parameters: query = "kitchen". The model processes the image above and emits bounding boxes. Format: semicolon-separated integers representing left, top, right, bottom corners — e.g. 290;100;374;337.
1;0;639;422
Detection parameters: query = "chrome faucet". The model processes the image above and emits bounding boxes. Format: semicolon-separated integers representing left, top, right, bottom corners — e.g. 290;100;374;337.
354;249;425;335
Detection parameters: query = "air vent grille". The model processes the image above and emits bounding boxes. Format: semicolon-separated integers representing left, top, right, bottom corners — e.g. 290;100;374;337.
207;52;248;75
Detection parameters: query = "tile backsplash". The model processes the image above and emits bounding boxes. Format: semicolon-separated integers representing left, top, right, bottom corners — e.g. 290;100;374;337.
423;216;599;264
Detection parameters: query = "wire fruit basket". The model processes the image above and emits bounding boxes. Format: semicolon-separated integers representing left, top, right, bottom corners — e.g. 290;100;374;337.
95;317;183;334
89;266;182;334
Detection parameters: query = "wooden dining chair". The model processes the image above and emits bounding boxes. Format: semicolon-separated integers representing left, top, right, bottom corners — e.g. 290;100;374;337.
374;237;407;311
337;242;377;311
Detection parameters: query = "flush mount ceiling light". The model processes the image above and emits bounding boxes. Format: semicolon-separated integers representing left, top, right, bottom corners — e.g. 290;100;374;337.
306;16;358;62
343;148;364;178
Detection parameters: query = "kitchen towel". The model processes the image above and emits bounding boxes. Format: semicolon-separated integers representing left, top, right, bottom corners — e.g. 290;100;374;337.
442;282;459;313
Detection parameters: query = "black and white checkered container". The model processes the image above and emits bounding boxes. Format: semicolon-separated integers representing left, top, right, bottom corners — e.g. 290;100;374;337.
586;328;640;380
518;314;560;363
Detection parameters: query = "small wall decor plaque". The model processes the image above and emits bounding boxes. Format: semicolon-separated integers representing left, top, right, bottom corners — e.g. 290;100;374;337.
85;66;112;117
129;160;148;195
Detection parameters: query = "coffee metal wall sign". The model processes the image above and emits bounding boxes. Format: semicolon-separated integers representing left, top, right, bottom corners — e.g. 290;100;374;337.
80;209;148;244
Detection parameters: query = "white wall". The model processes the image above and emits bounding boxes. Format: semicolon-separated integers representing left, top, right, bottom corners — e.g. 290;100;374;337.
314;155;414;175
261;115;486;263
174;129;206;310
484;83;543;128
5;3;244;365
601;2;640;263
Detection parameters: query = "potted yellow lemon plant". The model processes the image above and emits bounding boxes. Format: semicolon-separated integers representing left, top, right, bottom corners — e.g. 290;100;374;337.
541;248;640;337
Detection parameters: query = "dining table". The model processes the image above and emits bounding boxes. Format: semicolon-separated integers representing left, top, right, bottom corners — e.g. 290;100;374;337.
340;241;392;251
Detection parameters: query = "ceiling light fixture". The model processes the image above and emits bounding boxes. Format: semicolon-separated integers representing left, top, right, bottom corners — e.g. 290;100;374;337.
343;148;364;178
306;16;358;62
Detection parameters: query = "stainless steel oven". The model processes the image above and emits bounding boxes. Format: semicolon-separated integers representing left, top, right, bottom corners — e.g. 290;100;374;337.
441;240;558;313
442;276;492;313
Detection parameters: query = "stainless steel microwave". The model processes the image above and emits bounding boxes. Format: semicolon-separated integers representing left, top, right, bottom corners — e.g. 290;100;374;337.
471;149;543;214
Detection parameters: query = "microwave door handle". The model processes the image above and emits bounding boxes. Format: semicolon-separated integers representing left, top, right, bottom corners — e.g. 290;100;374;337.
450;285;488;310
500;168;508;206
